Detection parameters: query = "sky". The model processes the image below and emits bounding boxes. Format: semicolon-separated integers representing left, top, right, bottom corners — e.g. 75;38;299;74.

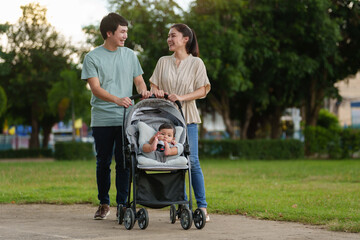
0;0;191;47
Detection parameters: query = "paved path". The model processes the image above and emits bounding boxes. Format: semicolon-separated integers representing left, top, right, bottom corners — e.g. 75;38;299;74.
0;204;359;240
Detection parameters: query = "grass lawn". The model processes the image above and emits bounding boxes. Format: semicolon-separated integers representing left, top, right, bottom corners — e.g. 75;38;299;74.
0;159;359;232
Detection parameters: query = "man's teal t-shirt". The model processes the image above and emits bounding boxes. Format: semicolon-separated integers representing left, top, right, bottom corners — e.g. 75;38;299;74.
81;46;143;127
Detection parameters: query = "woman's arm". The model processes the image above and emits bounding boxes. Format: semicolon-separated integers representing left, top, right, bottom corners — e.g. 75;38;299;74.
167;86;206;102
150;83;165;98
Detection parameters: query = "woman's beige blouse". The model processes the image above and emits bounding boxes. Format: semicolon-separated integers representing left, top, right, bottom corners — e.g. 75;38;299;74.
150;54;211;124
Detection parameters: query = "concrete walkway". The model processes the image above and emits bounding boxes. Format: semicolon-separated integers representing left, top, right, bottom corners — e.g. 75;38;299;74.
0;204;359;240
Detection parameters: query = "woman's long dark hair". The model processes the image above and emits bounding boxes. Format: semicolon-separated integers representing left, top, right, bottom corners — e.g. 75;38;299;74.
171;23;199;57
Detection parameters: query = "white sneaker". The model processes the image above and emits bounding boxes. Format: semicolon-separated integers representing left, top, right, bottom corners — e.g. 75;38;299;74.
200;208;210;222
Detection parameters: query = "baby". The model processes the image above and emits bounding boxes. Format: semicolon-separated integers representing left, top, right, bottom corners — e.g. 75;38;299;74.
142;123;179;157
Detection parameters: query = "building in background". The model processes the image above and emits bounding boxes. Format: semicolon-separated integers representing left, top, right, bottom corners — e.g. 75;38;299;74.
328;72;360;128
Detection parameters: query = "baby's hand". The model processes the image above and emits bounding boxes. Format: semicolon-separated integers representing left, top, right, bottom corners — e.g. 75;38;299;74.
171;140;177;145
150;134;159;152
164;141;170;156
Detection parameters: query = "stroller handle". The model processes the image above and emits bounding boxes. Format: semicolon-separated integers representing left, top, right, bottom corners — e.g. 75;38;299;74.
149;93;182;110
165;95;182;110
130;94;143;100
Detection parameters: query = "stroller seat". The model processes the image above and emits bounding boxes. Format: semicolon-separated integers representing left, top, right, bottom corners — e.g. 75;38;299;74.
128;121;188;170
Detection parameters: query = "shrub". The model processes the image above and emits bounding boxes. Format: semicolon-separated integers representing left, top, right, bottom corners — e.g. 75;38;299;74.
341;128;360;158
199;139;304;159
0;148;53;159
317;109;340;129
54;141;94;161
304;126;360;159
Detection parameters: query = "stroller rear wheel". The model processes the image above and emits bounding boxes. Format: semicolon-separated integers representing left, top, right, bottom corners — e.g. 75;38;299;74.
170;204;177;224
180;208;193;230
124;208;135;230
137;208;149;230
193;208;206;229
117;204;125;225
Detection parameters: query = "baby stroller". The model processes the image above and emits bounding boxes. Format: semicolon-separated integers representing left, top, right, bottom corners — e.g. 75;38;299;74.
117;94;206;230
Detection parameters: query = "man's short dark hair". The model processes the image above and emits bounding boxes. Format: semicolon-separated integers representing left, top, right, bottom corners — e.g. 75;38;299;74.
100;13;128;40
159;123;176;136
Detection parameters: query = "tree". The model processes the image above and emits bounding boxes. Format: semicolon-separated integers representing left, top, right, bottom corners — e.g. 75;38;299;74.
0;24;10;120
48;69;91;141
238;0;341;138
186;0;250;139
2;3;76;148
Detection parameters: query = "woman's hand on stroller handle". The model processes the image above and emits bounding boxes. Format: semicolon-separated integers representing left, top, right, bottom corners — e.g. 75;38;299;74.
138;91;182;109
150;88;165;98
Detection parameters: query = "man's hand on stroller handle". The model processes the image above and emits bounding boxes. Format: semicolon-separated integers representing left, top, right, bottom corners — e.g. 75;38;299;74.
115;97;132;108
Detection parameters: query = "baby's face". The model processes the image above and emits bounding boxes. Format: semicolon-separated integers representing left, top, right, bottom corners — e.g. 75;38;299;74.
158;128;174;143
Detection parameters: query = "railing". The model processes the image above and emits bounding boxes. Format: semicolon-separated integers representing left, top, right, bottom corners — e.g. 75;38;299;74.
0;135;31;150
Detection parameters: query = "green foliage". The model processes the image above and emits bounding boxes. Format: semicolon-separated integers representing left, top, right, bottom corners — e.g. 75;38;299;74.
304;126;342;158
317;109;340;129
304;126;360;159
0;148;53;158
199;139;304;159
0;85;7;117
340;128;360;158
54;141;94;161
48;69;91;123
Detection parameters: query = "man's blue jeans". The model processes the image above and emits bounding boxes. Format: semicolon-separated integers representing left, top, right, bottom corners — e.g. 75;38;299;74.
92;126;129;206
187;124;207;208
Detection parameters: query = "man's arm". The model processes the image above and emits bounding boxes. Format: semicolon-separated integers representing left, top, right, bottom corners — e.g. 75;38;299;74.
134;75;151;98
87;77;132;108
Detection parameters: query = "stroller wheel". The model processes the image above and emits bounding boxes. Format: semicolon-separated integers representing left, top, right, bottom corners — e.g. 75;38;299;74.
137;208;149;230
194;208;206;229
117;204;125;225
124;208;135;230
180;208;193;230
170;204;177;224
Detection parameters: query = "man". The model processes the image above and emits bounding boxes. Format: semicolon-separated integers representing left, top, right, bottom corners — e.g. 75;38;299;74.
81;12;150;219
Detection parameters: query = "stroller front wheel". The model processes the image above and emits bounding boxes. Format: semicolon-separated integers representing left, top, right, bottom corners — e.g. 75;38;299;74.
193;208;206;229
137;208;149;230
180;208;193;230
124;208;135;230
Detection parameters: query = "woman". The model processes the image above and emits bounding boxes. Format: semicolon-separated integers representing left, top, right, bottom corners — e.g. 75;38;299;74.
150;23;211;221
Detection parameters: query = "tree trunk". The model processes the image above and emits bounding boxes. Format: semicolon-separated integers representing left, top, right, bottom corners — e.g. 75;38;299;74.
305;78;324;127
29;103;39;149
269;106;282;139
304;76;326;155
240;101;253;139
208;93;236;139
42;124;52;148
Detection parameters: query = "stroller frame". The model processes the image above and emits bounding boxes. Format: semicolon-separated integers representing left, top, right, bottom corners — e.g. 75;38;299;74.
117;94;206;230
